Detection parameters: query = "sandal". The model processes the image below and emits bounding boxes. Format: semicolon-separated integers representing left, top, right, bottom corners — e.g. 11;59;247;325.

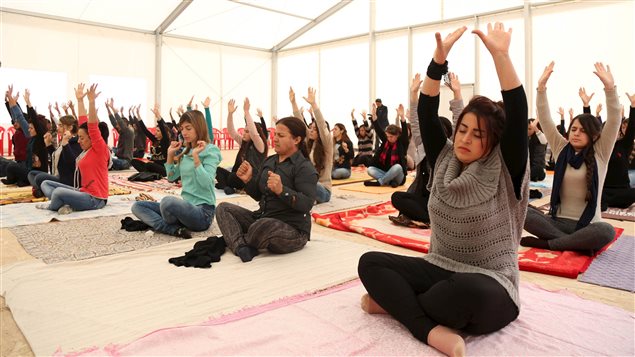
135;193;157;202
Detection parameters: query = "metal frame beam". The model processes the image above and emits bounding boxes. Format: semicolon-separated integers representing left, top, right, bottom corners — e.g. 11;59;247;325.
155;0;193;34
271;0;352;52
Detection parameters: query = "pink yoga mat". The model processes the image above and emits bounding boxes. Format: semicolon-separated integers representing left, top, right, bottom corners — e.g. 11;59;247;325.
62;280;634;356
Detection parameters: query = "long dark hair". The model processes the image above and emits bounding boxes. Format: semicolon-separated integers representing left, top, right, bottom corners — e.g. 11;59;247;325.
177;110;210;158
569;113;601;201
455;95;506;154
277;116;309;158
237;122;268;160
333;123;351;143
307;121;326;174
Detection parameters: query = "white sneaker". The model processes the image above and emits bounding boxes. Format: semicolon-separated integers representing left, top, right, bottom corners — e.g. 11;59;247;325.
35;203;50;210
57;205;74;215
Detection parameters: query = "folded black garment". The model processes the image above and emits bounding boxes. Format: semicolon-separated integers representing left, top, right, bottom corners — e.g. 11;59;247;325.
168;236;227;268
120;216;151;232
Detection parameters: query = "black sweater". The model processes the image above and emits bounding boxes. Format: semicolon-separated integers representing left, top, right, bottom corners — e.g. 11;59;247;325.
604;107;635;188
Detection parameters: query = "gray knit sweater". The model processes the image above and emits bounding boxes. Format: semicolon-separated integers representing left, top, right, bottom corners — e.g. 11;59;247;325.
425;143;529;308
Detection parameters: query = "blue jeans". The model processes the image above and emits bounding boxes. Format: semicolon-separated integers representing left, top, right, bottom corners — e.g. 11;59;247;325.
131;196;215;235
367;164;405;186
315;183;331;203
332;168;351;179
629;169;635;188
40;180;107;211
28;171;59;191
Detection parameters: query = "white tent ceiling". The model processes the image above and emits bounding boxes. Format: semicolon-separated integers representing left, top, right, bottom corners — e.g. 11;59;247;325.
1;0;552;52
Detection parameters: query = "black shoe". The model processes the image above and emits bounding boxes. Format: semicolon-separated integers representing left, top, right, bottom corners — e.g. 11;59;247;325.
390;181;400;188
363;180;381;187
237;245;259;262
529;189;542;199
1;178;13;185
174;227;192;239
224;186;236;195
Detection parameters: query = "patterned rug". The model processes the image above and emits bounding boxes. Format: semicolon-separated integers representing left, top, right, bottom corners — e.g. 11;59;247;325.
313;201;431;253
314;201;624;278
579;235;635;291
0;186;131;205
10;214;221;264
536;202;635;222
109;175;181;192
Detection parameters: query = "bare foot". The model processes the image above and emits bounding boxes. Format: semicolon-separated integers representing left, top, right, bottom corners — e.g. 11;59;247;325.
427;325;465;357
360;293;388;314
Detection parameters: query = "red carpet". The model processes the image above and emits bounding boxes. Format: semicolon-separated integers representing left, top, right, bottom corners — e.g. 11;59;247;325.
313;201;624;278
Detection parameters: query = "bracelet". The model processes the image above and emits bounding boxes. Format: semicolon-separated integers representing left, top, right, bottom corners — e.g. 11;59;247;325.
426;58;448;81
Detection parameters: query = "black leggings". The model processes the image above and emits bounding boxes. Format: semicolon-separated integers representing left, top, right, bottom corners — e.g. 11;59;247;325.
391;191;430;222
216;167;245;190
131;159;166;177
358;252;518;344
602;187;635;209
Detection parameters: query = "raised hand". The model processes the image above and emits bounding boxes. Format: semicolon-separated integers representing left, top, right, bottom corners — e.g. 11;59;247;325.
177;105;184;116
410;73;422;102
68;100;75;110
370;102;377;121
472;22;511;57
135;104;140;117
351;108;355;118
202;96;211;108
595;103;603;116
62;102;69;113
151;103;161;118
74;83;86;99
593;62;615;90
446;72;461;93
288;87;296;102
167;141;182;156
266;170;283;195
433;26;467;64
557;107;565;118
6;85;19;106
361;110;367;119
193;103;198;111
568;108;574;120
256;108;263;118
191;140;206;156
302;87;317;106
529;118;539;132
243;97;251;113
627;92;635;107
578;87;595;107
396;104;405;120
227;99;237;114
537;61;555;91
236;160;253;183
54;102;61;114
87;84;101;102
24;89;31;106
187;95;194;108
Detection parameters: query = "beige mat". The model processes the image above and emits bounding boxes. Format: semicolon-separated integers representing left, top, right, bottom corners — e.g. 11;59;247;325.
10;215;221;264
1;232;377;356
339;176;414;194
331;171;372;186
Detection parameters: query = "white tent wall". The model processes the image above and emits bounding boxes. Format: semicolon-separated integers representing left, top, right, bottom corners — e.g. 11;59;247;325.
530;1;635;127
0;12;156;147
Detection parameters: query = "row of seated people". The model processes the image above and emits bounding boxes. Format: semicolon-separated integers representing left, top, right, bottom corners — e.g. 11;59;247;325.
2;23;635;356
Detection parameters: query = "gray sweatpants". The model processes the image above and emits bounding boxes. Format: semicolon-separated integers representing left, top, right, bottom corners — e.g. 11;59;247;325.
524;206;615;252
216;202;309;255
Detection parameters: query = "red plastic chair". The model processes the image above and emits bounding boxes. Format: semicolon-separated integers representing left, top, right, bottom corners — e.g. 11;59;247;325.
222;128;234;150
0;126;5;156
212;128;224;149
237;127;245;137
7;126;16;156
111;128;119;147
268;127;275;148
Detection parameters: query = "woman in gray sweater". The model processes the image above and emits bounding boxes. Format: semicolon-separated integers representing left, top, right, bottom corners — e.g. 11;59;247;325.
358;22;529;356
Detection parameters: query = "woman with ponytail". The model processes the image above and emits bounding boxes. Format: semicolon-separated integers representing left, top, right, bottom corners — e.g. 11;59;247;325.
522;61;620;254
131;109;221;238
216;116;318;263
